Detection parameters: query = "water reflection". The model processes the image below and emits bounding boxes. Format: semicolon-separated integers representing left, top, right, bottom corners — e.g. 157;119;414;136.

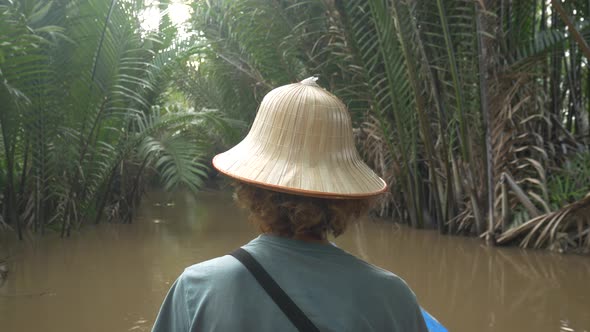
0;190;588;332
341;220;590;332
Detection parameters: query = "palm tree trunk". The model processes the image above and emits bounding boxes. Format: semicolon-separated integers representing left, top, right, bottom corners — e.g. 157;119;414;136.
476;0;496;243
391;0;444;230
550;10;561;141
0;133;22;240
0;93;22;240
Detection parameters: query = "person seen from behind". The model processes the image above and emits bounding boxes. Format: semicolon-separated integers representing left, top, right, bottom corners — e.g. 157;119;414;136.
151;77;429;332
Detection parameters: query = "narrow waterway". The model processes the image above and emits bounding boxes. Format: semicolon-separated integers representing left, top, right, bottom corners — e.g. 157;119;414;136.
1;190;589;332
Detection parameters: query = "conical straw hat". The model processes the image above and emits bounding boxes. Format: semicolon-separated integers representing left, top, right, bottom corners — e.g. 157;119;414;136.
212;77;387;199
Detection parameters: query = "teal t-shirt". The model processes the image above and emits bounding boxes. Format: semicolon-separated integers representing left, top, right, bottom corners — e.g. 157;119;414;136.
152;234;428;332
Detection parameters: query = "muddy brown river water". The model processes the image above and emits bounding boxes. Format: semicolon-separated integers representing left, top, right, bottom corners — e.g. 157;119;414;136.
1;190;589;332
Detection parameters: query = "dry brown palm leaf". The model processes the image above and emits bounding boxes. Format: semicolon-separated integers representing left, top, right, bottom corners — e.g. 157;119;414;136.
447;204;474;233
355;116;400;217
497;194;590;253
501;172;541;218
488;72;552;236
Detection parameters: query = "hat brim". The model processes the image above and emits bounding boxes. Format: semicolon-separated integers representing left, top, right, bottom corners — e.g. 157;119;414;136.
212;154;388;199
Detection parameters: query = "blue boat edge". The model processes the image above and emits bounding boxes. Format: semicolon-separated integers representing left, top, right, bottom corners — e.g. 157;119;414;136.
421;308;448;332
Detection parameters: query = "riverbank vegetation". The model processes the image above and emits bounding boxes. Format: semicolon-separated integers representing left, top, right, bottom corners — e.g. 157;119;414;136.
0;0;232;238
1;0;589;253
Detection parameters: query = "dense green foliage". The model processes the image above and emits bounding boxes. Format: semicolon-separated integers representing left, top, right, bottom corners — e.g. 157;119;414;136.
183;0;590;251
0;0;229;237
2;0;589;251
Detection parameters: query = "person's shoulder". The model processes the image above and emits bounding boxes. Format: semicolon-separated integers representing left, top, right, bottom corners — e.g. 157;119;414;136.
353;259;424;323
182;254;243;275
178;254;245;287
351;257;418;299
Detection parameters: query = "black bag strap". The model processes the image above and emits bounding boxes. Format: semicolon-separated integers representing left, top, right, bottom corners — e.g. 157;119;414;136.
230;248;321;332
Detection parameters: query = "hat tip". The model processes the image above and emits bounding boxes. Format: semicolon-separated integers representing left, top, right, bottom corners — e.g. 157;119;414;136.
300;76;319;87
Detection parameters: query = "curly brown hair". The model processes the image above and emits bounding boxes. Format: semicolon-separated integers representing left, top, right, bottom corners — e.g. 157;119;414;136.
233;182;373;239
